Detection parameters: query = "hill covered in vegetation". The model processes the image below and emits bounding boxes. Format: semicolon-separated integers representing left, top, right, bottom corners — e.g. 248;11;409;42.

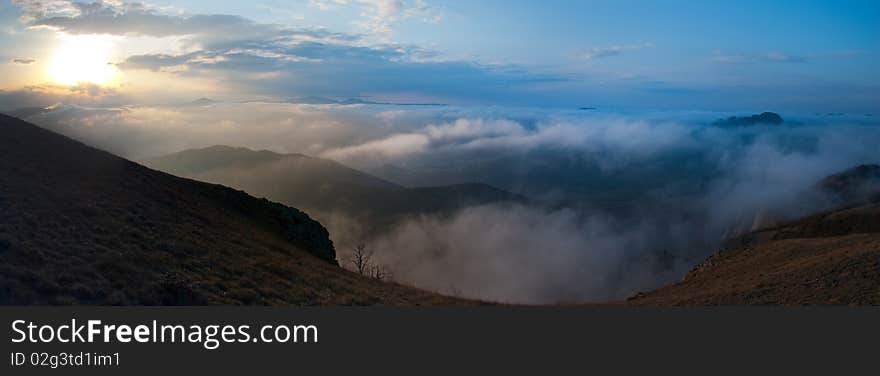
0;114;467;305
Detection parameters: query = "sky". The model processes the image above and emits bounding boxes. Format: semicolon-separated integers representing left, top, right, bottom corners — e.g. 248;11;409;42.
3;0;879;302
0;0;878;112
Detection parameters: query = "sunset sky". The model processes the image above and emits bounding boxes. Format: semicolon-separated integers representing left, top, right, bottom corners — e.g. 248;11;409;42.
3;1;880;305
1;0;878;111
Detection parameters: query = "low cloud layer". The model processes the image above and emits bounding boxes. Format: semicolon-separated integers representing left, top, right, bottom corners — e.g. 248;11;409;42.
10;103;880;302
365;204;693;302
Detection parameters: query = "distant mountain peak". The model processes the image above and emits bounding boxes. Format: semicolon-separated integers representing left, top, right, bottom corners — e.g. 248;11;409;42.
712;112;784;127
190;97;217;106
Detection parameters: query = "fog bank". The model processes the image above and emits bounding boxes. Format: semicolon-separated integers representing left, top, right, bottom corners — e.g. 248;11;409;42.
11;103;880;302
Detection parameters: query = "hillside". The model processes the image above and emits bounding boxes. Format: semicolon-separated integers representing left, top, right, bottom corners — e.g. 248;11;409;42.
627;201;880;305
816;164;880;204
142;146;526;229
4;113;878;306
0;114;467;305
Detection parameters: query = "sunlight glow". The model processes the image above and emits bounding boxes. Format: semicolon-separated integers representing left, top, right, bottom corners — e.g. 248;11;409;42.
49;35;118;86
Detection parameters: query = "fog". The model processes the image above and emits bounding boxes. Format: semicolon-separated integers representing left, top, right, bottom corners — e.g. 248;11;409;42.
11;102;880;302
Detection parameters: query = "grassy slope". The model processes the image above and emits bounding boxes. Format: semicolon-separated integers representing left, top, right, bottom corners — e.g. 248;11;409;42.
627;204;880;305
0;114;469;305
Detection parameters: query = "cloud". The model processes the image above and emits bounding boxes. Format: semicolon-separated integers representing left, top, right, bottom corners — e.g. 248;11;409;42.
712;51;807;64
11;103;880;302
67;82;118;97
579;43;654;60
7;2;875;113
7;1;557;103
324;132;430;160
3;102;409;158
10;58;35;65
14;0;357;45
115;40;563;103
17;1;181;36
0;83;126;111
310;0;442;35
360;119;880;303
10;0;80;22
367;203;687;302
425;118;526;140
317;115;695;167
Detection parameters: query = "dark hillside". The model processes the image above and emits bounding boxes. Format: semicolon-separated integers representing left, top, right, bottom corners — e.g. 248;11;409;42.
0;114;467;305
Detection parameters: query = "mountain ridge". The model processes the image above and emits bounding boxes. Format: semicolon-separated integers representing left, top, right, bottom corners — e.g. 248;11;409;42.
627;199;880;305
0;113;467;305
142;146;527;232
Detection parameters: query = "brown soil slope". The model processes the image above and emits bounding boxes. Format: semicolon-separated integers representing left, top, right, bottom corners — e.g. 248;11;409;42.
0;114;466;305
628;203;880;305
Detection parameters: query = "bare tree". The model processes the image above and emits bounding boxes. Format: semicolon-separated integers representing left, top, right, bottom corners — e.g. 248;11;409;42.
370;264;392;281
345;242;394;281
346;243;373;276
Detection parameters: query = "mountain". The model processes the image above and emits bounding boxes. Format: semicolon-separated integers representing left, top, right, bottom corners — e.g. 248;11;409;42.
368;148;716;216
142;146;526;230
7;112;877;306
628;171;880;305
712;112;784;127
0;114;465;305
188;97;218;106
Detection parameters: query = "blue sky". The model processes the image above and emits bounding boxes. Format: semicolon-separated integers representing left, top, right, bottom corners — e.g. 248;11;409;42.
0;0;878;112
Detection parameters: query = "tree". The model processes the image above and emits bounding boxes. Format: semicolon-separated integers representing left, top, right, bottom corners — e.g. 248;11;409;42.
346;243;373;276
345;243;393;281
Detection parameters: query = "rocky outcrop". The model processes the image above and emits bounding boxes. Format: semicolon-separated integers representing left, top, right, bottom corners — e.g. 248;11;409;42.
264;200;336;263
198;185;337;264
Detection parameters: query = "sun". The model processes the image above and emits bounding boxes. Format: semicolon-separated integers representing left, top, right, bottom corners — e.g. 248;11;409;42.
49;35;118;86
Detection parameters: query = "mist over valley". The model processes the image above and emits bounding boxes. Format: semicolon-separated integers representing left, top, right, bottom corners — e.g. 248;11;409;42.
8;103;879;302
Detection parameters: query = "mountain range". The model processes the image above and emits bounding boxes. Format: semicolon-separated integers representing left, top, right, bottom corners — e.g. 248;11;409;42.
2;113;879;305
141;146;526;233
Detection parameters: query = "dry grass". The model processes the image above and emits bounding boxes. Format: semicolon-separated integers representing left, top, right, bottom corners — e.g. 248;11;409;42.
0;114;473;306
627;206;880;306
